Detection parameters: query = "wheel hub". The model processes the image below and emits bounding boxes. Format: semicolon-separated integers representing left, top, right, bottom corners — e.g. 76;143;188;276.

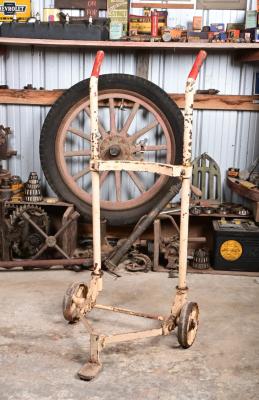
100;135;133;160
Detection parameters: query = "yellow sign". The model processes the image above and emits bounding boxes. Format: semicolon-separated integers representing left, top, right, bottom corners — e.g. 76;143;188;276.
0;0;31;21
220;240;243;261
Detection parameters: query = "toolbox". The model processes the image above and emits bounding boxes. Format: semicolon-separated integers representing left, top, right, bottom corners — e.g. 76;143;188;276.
212;219;259;272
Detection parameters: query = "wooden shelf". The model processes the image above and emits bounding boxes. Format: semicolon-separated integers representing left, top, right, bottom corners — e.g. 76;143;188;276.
1;37;259;51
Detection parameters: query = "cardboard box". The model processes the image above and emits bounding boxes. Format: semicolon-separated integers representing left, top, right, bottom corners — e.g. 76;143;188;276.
245;10;257;29
192;16;202;30
0;0;31;21
129;13;167;35
210;23;224;32
107;0;128;35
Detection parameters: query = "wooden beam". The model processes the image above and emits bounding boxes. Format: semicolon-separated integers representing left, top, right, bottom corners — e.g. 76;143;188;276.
0;89;64;105
172;94;259;111
0;89;258;111
236;50;259;63
131;2;194;9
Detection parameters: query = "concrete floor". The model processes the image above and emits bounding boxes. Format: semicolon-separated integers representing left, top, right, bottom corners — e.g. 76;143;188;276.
0;268;259;400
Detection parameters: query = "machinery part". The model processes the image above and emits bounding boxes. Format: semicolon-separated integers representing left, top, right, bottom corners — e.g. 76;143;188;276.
202;206;215;215
192;153;221;201
177;302;199;348
40;74;183;226
105;179;181;272
24;171;43;202
0;165;11;182
0;125;17;160
9;205;49;259
63;282;88;322
192;248;210;270
0;257;94;269
232;206;250;216
124;252;152;272
190;206;202;215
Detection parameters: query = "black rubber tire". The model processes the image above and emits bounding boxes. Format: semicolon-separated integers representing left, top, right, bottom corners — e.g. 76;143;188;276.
40;74;183;226
177;302;199;349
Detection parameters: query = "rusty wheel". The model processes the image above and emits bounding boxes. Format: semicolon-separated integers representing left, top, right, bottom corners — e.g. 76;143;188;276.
63;282;88;323
40;74;183;225
177;302;199;348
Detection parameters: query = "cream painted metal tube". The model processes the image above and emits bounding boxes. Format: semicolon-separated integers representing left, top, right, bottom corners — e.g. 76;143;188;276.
90;75;102;291
178;77;195;289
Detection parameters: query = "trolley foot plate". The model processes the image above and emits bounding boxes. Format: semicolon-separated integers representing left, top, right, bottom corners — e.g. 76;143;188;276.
78;362;102;381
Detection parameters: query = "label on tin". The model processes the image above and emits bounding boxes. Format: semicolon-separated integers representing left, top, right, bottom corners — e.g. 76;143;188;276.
220;240;242;261
0;0;31;21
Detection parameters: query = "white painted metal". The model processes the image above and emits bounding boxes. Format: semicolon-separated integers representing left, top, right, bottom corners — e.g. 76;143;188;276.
0;4;258;202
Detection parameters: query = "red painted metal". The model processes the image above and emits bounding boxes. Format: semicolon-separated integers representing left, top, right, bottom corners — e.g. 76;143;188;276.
91;50;105;77
188;50;207;80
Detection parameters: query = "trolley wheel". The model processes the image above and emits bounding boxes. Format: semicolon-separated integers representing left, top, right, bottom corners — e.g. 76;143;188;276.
177;302;199;349
63;282;88;322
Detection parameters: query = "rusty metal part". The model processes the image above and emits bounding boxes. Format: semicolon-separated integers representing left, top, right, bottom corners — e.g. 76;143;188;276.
202;206;215;214
216;205;229;215
153;216;206;272
24;172;43;202
192;153;221;201
232;206;250;216
192;248;210;270
0;125;17;160
1;202;81;268
190;206;202;215
8;205;49;259
177;302;199;348
104;178;181;272
63;282;88;322
123;251;152;272
0;166;11;182
0;257;94;269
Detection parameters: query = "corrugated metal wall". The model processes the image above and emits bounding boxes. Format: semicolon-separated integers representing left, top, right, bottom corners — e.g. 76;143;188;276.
0;1;258;203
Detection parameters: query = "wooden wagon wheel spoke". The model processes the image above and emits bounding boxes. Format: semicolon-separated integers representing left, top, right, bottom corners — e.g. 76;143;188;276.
115;171;121;201
100;171;110;186
72;167;90;181
120;102;140;135
109;98;117;134
129;120;159;143
64;150;91;157
128;171;145;193
67;127;91;142
84;106;107;138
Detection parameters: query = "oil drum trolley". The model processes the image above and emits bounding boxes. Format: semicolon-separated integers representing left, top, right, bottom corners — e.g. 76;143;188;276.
62;49;207;380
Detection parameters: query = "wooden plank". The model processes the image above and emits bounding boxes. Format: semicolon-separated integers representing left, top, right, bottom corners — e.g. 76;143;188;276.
131;2;194;9
236;50;259;62
0;89;258;111
227;177;259;202
171;94;259;111
1;37;259;50
136;50;149;79
0;89;64;105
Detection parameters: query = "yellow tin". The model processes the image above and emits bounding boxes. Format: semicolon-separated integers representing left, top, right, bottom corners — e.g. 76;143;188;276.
0;0;31;22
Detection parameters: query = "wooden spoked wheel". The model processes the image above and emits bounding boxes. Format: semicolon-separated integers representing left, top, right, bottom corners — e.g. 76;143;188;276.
177;302;199;348
40;74;183;225
63;282;88;323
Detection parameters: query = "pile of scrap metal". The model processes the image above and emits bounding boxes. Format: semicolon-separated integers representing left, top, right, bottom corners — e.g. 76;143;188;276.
0;200;85;270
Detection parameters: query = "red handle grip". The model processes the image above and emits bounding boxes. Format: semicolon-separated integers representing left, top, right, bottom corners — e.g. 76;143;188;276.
91;50;105;77
188;50;207;80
